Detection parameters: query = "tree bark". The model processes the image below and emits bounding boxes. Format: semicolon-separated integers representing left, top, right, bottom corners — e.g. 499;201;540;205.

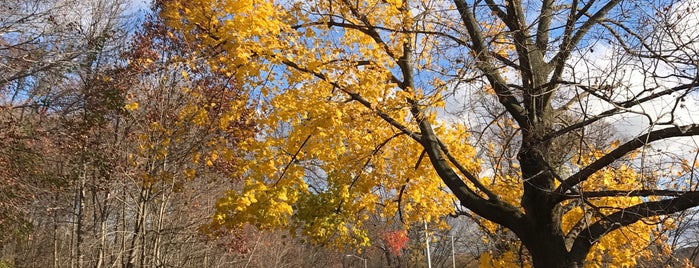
520;222;585;268
125;185;149;268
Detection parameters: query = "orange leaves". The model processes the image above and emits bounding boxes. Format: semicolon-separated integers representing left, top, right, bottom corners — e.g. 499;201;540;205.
383;230;408;256
122;1;254;194
480;20;512;58
213;180;298;230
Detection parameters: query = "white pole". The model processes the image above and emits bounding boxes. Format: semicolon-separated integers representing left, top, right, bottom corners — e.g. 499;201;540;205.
451;235;456;268
424;220;432;268
345;254;367;268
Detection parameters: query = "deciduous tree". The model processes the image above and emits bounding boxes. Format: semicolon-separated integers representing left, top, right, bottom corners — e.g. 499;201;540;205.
166;0;699;267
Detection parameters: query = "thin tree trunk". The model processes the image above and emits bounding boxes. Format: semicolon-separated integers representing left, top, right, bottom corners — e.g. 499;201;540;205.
95;191;109;268
152;190;169;267
119;183;127;268
53;194;59;268
72;163;86;268
126;186;148;268
138;191;148;268
127;183;152;268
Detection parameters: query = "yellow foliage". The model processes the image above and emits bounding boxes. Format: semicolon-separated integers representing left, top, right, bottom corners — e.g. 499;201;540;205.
163;0;483;249
124;101;139;111
480;250;531;268
164;0;674;266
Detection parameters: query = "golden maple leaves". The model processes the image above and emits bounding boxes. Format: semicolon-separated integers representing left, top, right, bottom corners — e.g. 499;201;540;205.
163;0;469;248
165;0;678;266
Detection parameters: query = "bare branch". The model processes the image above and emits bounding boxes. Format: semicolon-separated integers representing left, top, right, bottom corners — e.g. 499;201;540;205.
417;115;525;232
436;138;499;201
543;81;699;141
562;189;697;200
557;124;699;194
570;191;699;258
452;0;528;127
549;0;622;83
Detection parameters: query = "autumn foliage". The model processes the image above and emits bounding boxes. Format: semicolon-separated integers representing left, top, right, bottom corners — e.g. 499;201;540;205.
5;0;699;267
384;230;409;256
159;0;699;267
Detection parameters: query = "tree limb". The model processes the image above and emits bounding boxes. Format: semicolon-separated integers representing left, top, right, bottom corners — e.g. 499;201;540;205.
535;0;555;52
548;0;622;90
570;191;699;259
562;189;697;200
543;81;699;141
557;124;699;194
452;0;528;127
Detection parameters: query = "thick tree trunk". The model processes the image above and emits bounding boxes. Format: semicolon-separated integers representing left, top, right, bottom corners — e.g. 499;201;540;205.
517;131;591;268
523;229;586;268
531;252;582;268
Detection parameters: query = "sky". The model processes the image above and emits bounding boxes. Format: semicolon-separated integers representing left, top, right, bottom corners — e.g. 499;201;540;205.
125;0;150;16
429;0;699;178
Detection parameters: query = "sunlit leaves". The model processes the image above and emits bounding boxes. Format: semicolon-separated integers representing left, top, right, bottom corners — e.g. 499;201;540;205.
122;4;254;194
163;0;481;248
163;0;695;266
124;101;139;111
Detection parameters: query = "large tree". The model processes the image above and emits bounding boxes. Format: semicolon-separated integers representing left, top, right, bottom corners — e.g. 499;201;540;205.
166;0;699;267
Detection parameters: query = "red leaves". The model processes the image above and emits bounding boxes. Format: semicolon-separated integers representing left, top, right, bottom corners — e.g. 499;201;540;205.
383;230;408;256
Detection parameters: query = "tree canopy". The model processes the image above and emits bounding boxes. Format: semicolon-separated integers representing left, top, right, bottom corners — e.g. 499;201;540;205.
3;0;699;267
58;0;699;267
161;0;699;266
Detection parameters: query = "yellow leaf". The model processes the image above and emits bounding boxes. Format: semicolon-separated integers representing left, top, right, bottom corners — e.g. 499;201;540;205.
124;102;139;111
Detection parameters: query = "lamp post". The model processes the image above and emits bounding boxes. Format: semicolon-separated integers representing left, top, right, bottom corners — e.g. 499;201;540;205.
344;254;367;268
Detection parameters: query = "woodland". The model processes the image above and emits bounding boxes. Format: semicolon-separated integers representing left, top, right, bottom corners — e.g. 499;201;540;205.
3;0;699;267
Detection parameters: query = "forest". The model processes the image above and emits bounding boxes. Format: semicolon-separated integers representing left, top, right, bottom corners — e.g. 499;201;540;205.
3;0;699;267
